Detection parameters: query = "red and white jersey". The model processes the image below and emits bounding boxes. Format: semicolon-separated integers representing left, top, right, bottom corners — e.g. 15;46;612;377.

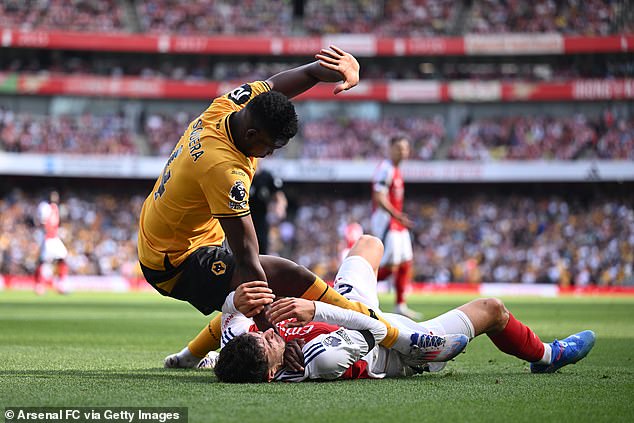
371;160;405;233
38;201;60;239
220;294;386;382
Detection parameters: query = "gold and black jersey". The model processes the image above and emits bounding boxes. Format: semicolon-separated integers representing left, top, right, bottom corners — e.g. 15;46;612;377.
138;81;271;271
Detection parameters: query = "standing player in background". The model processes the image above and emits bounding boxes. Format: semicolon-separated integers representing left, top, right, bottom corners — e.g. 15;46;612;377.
249;168;287;254
371;136;419;319
34;191;68;295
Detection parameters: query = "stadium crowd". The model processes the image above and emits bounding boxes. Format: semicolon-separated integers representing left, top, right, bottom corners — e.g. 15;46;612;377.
448;114;595;161
277;191;634;287
298;115;446;160
3;49;632;82
2;107;632;160
0;0;629;35
448;112;634;161
301;0;455;36
1;188;632;289
0;0;125;32
0;189;143;278
468;0;629;35
0;107;137;155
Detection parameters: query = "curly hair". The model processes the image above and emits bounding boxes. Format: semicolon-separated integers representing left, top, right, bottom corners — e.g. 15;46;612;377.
214;334;269;383
246;91;298;144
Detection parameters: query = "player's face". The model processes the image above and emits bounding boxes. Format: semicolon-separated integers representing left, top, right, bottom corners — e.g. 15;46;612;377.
391;139;410;163
245;129;288;158
251;328;285;368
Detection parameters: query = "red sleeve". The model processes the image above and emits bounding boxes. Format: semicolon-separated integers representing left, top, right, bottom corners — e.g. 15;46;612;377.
340;360;370;380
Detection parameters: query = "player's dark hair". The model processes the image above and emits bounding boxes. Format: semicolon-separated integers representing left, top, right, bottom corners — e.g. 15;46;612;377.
247;91;298;144
214;334;269;383
390;135;409;145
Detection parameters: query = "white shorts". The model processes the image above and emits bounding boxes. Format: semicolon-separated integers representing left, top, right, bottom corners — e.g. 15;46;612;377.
381;230;413;267
333;255;380;310
40;237;68;262
333;255;474;377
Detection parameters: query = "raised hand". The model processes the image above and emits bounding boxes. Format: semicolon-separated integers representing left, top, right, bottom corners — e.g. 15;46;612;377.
315;45;360;95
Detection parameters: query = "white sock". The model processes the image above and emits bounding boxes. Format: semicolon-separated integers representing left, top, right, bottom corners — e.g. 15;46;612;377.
177;346;199;365
535;343;552;365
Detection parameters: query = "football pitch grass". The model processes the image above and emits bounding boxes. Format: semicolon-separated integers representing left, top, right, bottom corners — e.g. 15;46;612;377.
1;291;632;423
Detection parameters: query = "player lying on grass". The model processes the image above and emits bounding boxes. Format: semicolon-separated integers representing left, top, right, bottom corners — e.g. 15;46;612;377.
211;235;596;382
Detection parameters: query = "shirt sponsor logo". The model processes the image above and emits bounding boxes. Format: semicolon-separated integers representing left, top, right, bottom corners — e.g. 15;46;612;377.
335;328;353;345
322;336;342;347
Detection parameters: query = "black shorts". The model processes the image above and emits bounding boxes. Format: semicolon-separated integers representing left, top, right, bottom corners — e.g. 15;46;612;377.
140;246;235;315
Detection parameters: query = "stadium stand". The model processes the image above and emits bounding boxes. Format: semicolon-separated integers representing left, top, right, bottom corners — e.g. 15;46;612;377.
467;0;628;35
1;0;631;35
2;185;631;289
4;108;632;161
0;0;125;32
3;50;633;81
0;108;137;154
0;187;143;277
282;188;634;286
0;0;631;290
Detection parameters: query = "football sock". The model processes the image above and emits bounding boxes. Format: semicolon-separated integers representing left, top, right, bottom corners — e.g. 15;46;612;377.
57;260;68;279
55;261;69;293
376;266;392;282
187;313;222;358
394;261;412;305
488;313;545;362
168;346;201;368
536;343;553;365
300;276;401;349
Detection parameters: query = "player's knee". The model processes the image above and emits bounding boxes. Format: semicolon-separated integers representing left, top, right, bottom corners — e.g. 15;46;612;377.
348;235;384;267
356;234;383;252
481;297;509;330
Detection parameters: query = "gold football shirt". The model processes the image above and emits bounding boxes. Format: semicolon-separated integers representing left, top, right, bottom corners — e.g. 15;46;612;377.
138;81;271;270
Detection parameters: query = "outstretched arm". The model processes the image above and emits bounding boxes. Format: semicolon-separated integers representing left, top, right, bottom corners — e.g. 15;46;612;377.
266;45;360;99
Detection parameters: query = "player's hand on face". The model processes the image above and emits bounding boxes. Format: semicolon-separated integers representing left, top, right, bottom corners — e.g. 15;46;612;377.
233;281;275;317
283;339;306;372
315;45;360;95
266;297;316;327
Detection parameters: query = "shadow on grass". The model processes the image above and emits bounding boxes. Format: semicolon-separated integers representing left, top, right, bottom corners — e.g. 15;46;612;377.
0;368;218;384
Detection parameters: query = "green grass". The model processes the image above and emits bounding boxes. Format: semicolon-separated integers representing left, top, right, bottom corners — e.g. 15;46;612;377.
1;291;633;422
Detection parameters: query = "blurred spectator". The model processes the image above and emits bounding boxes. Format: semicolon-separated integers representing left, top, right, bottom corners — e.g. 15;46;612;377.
272;191;634;286
0;0;124;32
136;0;292;35
299;115;445;160
468;0;621;35
3;50;632;82
1;187;632;288
0;0;628;36
0;109;137;155
303;0;455;36
3;107;633;161
0;189;143;278
448;114;599;161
